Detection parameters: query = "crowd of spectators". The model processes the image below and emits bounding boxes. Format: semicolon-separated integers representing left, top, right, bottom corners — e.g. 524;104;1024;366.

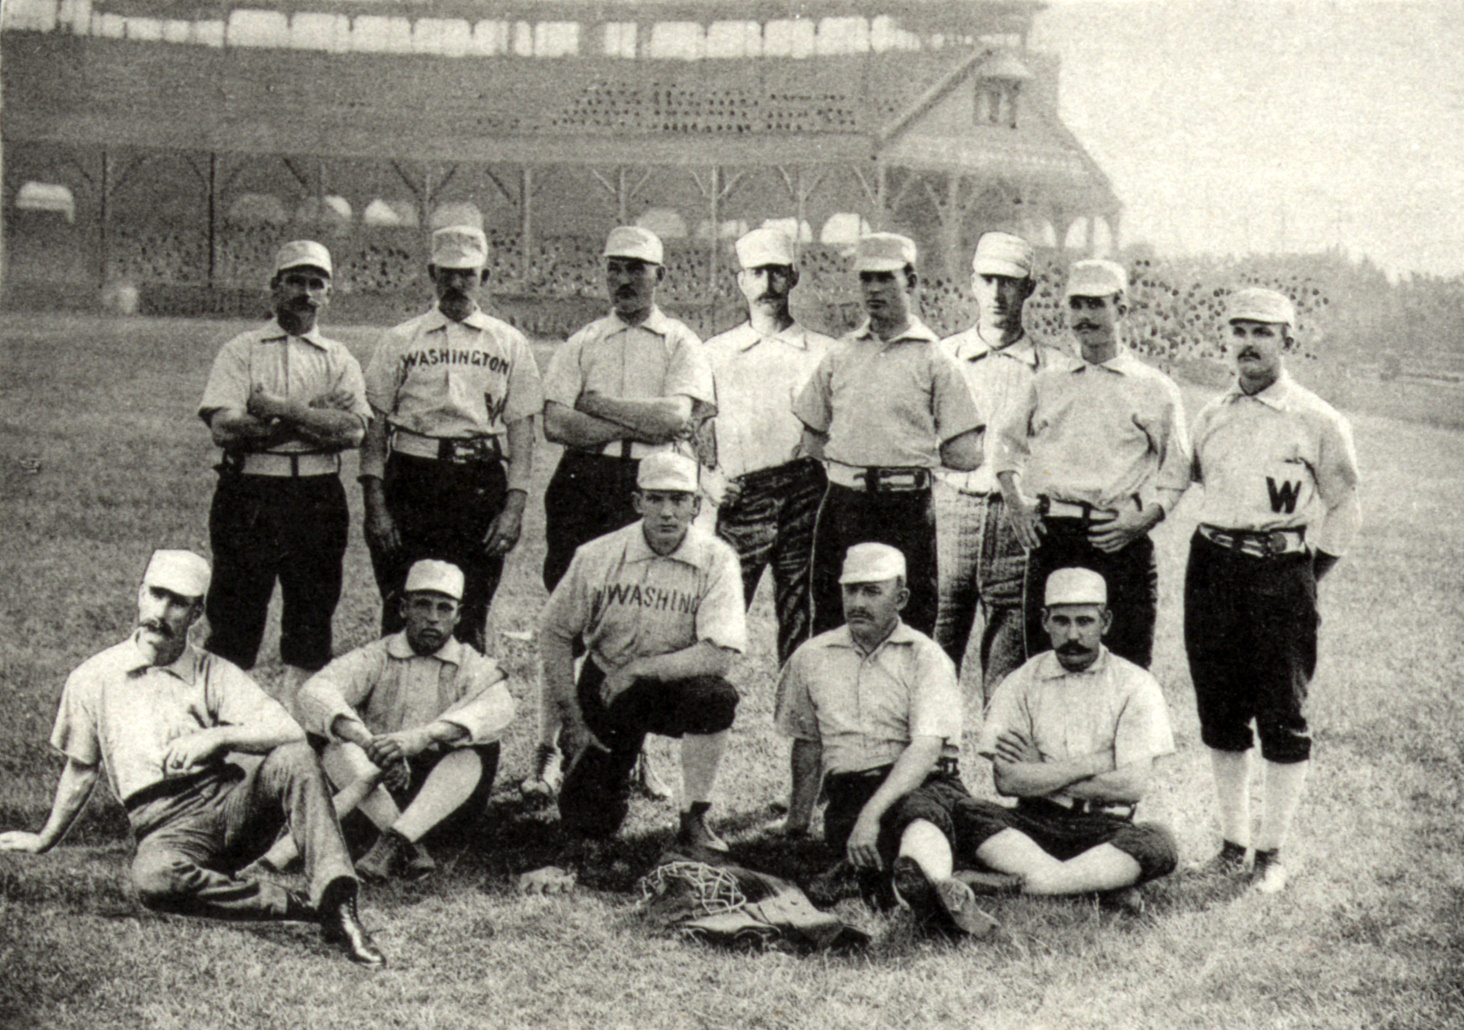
56;220;1464;382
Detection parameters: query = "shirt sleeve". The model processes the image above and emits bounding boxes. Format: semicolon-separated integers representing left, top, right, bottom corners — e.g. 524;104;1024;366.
1112;671;1176;768
362;326;406;418
929;347;984;443
294;646;384;740
331;347;374;428
49;669;102;767
198;334;251;423
437;656;517;745
207;656;302;742
773;649;820;743
791;351;835;434
1311;410;1362;556
502;330;546;425
908;640;963;745
1139;375;1192;515
664;328;717;417
541;549;593;645
976;671;1027;759
695;540;748;654
541;329;589;410
992;380;1039;477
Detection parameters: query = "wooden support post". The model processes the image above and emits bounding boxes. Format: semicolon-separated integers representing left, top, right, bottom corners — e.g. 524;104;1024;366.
207;153;217;287
520;166;533;282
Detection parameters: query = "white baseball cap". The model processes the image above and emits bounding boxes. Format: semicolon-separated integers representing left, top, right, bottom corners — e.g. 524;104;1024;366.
735;227;796;270
1064;259;1128;298
1044;567;1107;607
142;549;211;599
604;226;664;265
1227;287;1295;327
431;226;489;270
972;231;1034;278
854;232;917;273
839;543;907;584
404;559;465;600
273;240;332;278
636;451;699;493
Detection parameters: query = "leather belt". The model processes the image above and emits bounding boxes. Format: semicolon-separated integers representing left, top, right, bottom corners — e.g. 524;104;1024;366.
1024;795;1135;819
1038;496;1096;520
1199;524;1307;558
825;463;932;493
238;451;340;477
392;428;502;465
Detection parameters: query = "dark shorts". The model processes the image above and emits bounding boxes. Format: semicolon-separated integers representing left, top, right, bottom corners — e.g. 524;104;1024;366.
558;659;739;839
822;765;974;870
1184;531;1317;763
542;450;642;593
963;797;1178;885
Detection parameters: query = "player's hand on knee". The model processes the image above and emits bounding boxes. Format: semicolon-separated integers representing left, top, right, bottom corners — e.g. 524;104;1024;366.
846;813;883;870
518;865;576;895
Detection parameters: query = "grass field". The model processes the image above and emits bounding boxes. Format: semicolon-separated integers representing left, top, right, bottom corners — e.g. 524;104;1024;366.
1;314;1461;1030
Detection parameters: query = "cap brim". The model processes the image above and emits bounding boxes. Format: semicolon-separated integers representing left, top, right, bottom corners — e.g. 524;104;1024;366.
277;263;331;277
973;259;1030;278
855;259;906;273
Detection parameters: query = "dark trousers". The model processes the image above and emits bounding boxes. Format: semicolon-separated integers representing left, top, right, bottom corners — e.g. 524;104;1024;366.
542;450;642;593
559;660;739;839
1022;517;1157;669
716;458;826;665
127;743;356;916
1184;532;1317;763
810;484;938;637
368;453;508;653
205;473;348;671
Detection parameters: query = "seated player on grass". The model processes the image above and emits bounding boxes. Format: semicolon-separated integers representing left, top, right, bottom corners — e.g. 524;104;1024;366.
775;543;998;937
966;568;1178;906
273;559;516;883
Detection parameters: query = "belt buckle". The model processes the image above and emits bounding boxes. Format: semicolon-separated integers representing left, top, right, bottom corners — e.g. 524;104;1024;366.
1266;531;1289;556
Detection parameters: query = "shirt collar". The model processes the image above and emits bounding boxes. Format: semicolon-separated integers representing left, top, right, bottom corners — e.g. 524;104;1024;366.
1075;346;1140;375
261;319;328;350
384;630;464;666
126;635;200;685
734;321;809;353
422;305;489;333
953;328;1037;366
625;521;702;567
1036;646;1111;680
611;306;671;336
825;619;919;655
1223;368;1294;410
851;317;940;348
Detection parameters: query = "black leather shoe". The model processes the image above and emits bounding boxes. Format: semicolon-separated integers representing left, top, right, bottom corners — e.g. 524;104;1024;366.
319;880;386;967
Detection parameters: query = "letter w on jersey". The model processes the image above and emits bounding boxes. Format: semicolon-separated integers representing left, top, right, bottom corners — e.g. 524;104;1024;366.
1266;477;1302;514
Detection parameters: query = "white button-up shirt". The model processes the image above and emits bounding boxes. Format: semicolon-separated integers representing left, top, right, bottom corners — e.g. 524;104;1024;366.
994;348;1191;514
978;647;1175;807
704;321;835;479
295;632;515;746
775;621;963;776
937;328;1071;495
1190;369;1361;556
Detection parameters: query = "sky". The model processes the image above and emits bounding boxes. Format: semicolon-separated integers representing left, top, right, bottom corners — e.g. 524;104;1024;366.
1030;0;1464;278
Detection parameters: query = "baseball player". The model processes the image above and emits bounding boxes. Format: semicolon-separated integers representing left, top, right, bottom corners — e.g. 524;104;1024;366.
524;226;716;800
967;568;1178;902
519;453;745;894
995;259;1190;669
1185;287;1361;893
360;225;543;653
290;560;516;883
775;543;998;936
0;550;384;965
197;240;371;692
794;232;985;640
935;231;1070;699
704;227;834;665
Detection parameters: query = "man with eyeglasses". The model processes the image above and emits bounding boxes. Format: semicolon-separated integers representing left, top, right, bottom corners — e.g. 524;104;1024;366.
198;241;372;694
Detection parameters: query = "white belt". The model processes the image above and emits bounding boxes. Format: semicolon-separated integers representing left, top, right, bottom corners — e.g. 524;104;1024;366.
599;440;672;460
239;452;340;477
